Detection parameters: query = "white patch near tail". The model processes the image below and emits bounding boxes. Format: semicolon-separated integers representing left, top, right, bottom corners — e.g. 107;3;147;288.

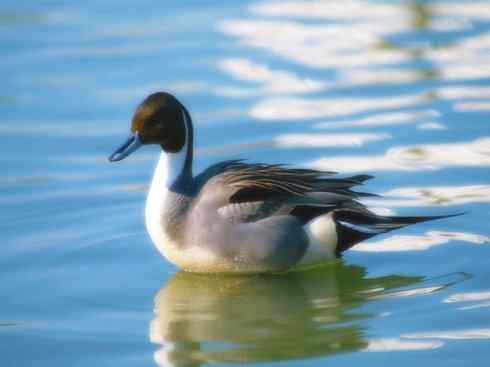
297;212;338;266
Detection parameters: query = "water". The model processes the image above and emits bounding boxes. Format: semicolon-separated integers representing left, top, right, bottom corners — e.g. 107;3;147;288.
1;0;490;366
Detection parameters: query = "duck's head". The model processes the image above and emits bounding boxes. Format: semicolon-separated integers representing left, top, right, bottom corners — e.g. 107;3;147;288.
109;92;191;162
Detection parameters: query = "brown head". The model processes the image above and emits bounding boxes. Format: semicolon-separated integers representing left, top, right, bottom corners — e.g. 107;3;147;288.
109;92;193;162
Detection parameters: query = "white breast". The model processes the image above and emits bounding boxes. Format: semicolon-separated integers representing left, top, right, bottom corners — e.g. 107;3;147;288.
145;153;224;272
145;113;189;254
145;153;173;256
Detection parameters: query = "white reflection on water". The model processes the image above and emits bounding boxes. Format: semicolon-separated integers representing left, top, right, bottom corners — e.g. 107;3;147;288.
366;326;490;351
218;58;326;95
444;291;490;310
435;2;490;22
367;326;490;352
427;31;490;81
219;0;409;71
372;185;490;207
353;231;488;252
378;286;446;298
310;138;490;172
275;132;390;148
196;132;388;157
457;302;490;311
250;94;423;120
314;110;440;130
217;0;490;137
403;329;490;340
251;0;404;22
218;19;407;69
416;122;446;130
365;338;443;352
445;291;490;303
454;102;490;112
219;0;490;87
438;86;490;100
370;273;471;301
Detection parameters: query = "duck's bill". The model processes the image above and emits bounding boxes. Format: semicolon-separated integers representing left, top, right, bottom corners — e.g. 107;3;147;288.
108;133;142;162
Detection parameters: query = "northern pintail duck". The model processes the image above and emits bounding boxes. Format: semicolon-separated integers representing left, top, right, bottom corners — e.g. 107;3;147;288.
109;92;456;273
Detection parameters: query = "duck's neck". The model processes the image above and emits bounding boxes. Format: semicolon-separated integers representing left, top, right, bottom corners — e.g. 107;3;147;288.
159;149;191;189
160;107;193;190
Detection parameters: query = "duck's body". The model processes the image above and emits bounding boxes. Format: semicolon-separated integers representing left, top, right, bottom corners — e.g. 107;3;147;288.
110;92;456;273
145;154;333;273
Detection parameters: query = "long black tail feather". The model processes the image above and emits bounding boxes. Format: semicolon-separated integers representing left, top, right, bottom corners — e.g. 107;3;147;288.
334;210;464;255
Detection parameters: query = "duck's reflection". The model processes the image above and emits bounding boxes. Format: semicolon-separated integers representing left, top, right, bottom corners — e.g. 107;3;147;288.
150;262;421;366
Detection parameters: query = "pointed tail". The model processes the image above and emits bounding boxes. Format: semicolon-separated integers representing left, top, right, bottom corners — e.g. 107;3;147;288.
333;209;464;255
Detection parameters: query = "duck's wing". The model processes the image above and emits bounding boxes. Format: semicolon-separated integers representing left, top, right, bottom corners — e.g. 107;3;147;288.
193;161;375;224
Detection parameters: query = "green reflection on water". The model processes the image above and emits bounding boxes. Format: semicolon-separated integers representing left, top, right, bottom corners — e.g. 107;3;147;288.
374;1;440;82
151;262;421;365
409;0;432;30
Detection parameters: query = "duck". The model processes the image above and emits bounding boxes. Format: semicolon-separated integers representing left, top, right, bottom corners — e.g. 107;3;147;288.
109;91;457;273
